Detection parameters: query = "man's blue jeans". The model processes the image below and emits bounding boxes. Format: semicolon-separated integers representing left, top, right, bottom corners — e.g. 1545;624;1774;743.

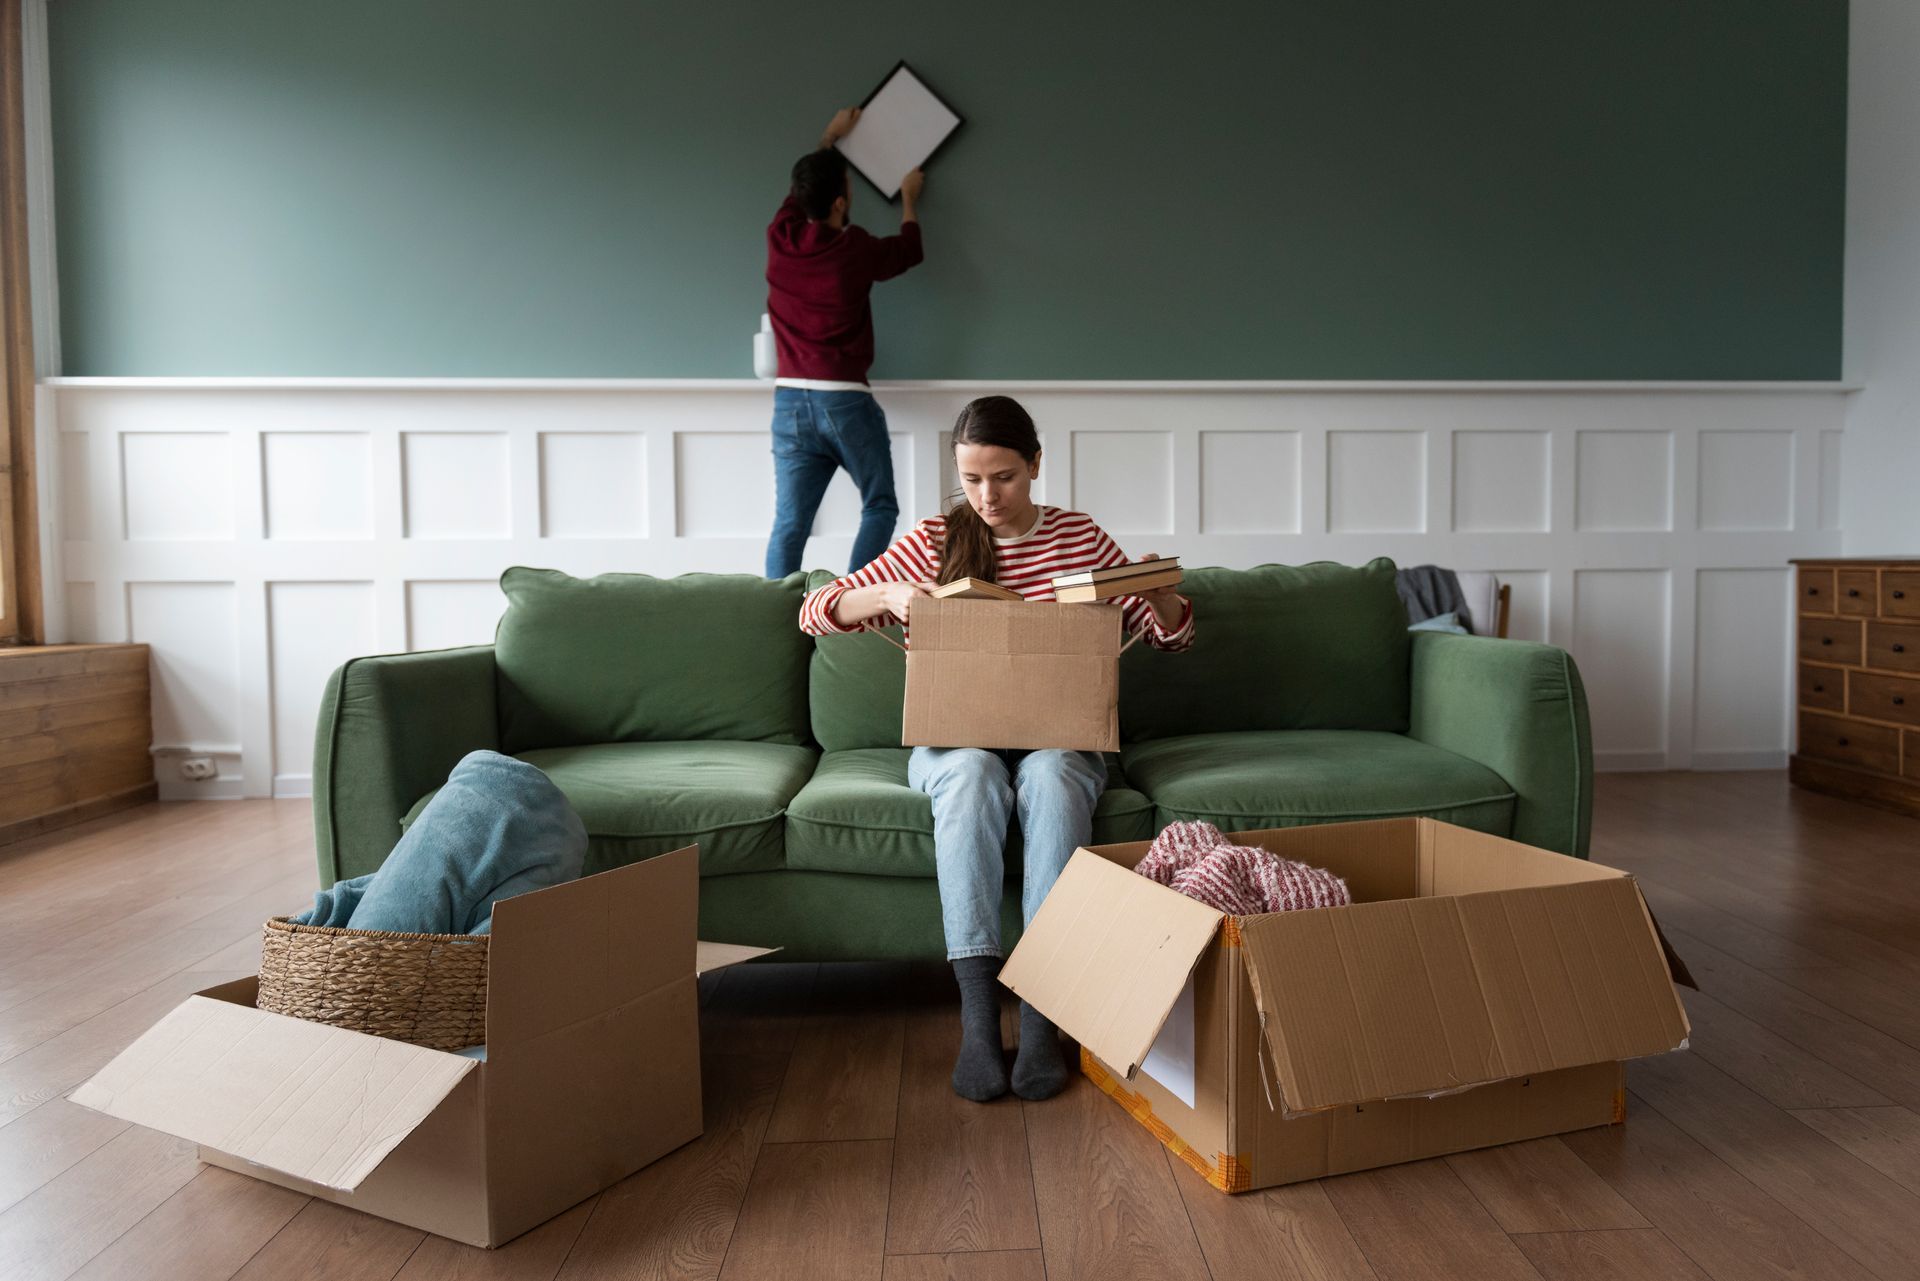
908;747;1108;961
766;387;899;578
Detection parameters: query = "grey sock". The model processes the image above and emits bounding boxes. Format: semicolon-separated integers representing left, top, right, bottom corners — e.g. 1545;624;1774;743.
1011;1000;1070;1101
950;956;1010;1102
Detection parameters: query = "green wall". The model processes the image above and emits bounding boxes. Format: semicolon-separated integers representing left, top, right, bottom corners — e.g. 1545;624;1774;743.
48;0;1847;379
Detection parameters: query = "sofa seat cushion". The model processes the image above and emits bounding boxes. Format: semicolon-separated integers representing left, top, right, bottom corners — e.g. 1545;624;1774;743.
1121;731;1517;833
401;741;817;877
785;748;1157;878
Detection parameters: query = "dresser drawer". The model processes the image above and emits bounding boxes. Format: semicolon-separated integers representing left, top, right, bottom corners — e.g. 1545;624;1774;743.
1798;568;1835;615
1799;617;1863;665
1799;712;1901;775
1837;570;1878;616
1799;663;1844;711
1865;621;1920;673
1849;670;1920;728
1883;571;1920;619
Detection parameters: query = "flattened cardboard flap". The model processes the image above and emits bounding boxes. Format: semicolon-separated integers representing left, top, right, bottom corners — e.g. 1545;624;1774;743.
1238;877;1690;1116
487;845;698;1049
70;995;474;1191
999;849;1220;1077
695;942;780;975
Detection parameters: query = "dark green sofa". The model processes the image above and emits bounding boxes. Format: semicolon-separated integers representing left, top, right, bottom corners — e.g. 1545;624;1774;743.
312;558;1592;960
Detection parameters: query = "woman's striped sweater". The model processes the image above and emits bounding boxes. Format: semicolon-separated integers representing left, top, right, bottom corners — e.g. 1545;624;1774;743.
799;505;1196;651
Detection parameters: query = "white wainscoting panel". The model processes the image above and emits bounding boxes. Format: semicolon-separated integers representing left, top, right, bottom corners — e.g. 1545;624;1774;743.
1574;569;1672;765
1328;430;1427;533
269;581;377;793
266;432;374;541
1577;430;1674;532
407;580;509;653
43;379;1850;795
1693;567;1792;767
1200;431;1300;534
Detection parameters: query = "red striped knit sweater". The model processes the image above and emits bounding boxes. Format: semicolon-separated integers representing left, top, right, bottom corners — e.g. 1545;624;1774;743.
799;506;1196;651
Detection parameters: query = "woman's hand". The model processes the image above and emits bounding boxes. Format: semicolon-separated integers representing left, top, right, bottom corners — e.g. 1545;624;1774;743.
1131;553;1188;630
878;580;933;622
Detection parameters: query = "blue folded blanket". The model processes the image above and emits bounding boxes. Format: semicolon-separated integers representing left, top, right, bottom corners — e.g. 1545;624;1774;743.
293;750;587;935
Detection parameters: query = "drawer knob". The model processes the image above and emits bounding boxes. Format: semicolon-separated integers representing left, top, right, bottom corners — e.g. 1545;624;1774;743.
1839;737;1851;747
1823;637;1833;645
1850;588;1862;597
1896;696;1906;707
1897;644;1908;654
1898;590;1908;600
1809;587;1821;596
1814;683;1826;692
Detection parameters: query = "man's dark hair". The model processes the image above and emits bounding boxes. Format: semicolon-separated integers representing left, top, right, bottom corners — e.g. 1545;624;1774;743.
791;149;850;221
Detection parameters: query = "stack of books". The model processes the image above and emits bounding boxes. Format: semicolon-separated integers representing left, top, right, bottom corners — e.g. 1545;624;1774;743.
929;578;1025;602
1051;558;1183;603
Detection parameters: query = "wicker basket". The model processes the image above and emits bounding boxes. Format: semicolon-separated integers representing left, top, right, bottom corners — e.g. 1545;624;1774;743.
256;916;490;1052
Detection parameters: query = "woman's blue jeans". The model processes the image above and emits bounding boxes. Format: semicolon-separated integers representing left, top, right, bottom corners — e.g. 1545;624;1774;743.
766;387;900;578
908;746;1108;961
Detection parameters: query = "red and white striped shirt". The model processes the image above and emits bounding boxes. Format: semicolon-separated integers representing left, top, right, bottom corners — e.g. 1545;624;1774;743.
799;506;1196;651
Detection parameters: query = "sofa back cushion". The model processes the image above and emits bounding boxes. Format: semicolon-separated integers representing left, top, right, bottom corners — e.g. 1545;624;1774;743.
1120;559;1411;741
806;569;908;751
495;568;813;752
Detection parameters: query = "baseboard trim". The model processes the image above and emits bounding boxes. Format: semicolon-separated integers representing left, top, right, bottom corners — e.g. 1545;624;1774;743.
1690;749;1789;771
1595;751;1671;772
0;781;158;849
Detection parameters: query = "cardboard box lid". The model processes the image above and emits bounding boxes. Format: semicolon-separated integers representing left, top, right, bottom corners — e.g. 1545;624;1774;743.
696;941;780;974
997;848;1221;1077
1238;876;1691;1116
69;994;475;1192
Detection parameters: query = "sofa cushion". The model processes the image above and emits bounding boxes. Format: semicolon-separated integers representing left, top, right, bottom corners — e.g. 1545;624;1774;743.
401;740;817;877
1121;731;1516;833
1120;559;1412;741
785;747;1157;877
494;568;813;753
806;568;909;751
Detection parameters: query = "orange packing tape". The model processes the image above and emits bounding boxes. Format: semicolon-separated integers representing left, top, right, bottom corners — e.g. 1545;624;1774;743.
1080;1047;1252;1193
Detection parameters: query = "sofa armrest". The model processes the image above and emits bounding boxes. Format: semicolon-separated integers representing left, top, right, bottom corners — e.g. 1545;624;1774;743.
312;646;500;885
1407;632;1593;857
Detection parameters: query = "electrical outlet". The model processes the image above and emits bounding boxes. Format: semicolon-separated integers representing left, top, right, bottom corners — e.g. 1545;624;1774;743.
178;756;217;781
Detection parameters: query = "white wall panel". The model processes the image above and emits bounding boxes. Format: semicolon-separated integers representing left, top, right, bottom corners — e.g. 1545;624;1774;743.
47;379;1851;792
1492;569;1549;642
1071;431;1174;535
1453;431;1549;533
128;580;239;749
1577;431;1673;531
122;432;232;540
268;582;376;789
541;431;647;538
676;432;773;537
1694;568;1791;761
407;579;508;651
403;432;511;539
1574;570;1671;761
1699;431;1794;531
1200;432;1300;534
59;431;89;539
265;432;373;540
1328;431;1425;533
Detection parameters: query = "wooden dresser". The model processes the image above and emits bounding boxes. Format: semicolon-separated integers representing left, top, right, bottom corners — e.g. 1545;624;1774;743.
1;644;155;847
1792;558;1920;816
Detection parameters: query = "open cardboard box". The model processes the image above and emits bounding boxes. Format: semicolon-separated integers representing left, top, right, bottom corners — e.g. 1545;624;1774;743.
901;595;1123;752
70;846;774;1247
1000;818;1694;1192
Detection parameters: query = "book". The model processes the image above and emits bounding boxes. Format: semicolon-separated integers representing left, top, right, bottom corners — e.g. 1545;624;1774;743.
929;578;1024;602
1051;558;1182;589
1054;566;1184;604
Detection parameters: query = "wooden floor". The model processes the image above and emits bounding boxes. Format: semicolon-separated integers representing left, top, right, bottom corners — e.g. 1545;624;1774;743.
2;774;1920;1280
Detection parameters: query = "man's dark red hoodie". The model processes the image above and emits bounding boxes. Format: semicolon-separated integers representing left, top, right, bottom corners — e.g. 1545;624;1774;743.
765;195;923;384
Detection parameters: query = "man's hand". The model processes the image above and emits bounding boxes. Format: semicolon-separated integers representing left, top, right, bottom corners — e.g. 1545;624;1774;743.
820;107;861;149
899;168;925;203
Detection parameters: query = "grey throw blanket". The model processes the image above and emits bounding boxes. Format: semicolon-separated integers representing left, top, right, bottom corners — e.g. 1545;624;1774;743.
1396;565;1472;632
